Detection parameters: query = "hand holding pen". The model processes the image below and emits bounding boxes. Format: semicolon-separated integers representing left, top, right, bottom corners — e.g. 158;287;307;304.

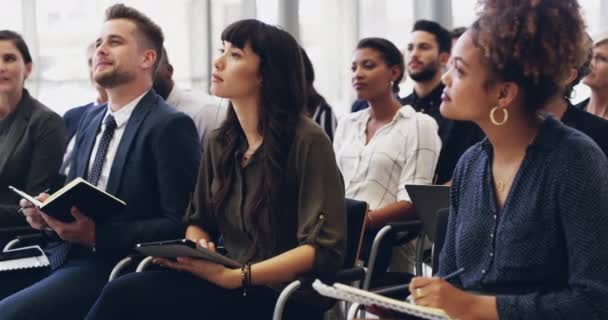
17;188;51;230
408;267;492;319
16;188;50;213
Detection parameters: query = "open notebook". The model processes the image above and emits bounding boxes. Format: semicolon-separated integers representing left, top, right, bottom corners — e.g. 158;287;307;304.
312;280;452;320
0;245;50;272
9;177;126;223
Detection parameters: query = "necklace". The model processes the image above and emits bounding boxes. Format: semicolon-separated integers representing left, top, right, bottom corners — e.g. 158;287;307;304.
494;169;517;193
496;179;506;192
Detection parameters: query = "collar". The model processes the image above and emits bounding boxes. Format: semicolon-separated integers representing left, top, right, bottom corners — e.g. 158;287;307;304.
405;83;445;110
234;134;264;168
355;104;416;123
104;90;148;129
1;89;33;130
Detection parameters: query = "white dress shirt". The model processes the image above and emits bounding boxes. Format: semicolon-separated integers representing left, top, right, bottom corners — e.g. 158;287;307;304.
87;91;147;191
334;105;441;210
166;86;226;146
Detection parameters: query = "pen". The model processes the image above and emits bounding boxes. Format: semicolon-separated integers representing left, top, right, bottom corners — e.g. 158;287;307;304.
17;188;51;214
374;267;466;296
441;267;466;281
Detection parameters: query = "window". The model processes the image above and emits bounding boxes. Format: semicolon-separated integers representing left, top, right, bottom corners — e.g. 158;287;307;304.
210;0;254;75
0;0;23;32
299;0;357;116
359;0;414;50
451;0;478;29
13;0;206;115
256;0;280;25
360;0;415;101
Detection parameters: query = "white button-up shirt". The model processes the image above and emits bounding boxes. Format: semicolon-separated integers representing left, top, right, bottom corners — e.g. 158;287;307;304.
334;105;441;210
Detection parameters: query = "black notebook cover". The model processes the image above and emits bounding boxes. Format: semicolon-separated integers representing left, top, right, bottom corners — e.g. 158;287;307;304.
31;178;126;223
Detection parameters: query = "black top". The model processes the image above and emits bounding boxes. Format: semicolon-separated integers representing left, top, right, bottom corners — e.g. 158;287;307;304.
562;102;608;157
438;116;608;319
401;84;447;140
311;102;338;142
0;110;17;147
574;97;590;110
0;90;66;226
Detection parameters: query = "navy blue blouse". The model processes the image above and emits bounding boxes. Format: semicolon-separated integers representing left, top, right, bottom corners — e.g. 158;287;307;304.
437;116;608;319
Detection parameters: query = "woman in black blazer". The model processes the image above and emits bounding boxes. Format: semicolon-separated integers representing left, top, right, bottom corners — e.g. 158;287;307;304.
0;30;66;226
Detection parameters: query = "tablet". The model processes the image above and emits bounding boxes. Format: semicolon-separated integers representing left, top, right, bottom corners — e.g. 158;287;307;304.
135;239;241;268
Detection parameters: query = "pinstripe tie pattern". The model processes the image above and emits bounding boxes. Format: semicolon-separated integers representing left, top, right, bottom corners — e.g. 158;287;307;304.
88;115;117;186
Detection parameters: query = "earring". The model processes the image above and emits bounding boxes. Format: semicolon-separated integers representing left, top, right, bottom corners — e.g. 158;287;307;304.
490;106;508;126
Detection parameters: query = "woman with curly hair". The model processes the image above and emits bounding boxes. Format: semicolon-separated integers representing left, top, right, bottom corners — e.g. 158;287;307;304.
408;0;608;319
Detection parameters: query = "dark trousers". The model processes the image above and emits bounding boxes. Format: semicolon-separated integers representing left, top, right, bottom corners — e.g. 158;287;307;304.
0;254;114;320
85;270;324;320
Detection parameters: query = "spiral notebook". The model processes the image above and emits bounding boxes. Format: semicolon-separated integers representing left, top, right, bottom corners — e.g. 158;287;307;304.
0;245;50;272
312;280;452;320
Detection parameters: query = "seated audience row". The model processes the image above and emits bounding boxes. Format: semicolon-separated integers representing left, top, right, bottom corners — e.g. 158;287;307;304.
0;0;607;319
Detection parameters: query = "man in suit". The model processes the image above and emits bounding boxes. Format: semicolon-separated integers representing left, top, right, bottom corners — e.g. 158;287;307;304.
0;4;200;319
61;42;108;175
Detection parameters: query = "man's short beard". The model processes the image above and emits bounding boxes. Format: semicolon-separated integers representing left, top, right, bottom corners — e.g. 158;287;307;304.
95;69;135;89
409;60;440;83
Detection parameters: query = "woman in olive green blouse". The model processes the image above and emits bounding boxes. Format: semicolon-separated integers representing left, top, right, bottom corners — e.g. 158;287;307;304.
85;19;346;320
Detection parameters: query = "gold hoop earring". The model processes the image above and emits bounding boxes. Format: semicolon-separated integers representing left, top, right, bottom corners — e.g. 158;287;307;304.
490;106;508;126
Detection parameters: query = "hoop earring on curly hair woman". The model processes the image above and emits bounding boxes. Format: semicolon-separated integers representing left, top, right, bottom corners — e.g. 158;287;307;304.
489;106;508;126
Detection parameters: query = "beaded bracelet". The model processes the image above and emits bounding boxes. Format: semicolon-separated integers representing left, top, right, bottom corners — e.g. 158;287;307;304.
240;263;251;296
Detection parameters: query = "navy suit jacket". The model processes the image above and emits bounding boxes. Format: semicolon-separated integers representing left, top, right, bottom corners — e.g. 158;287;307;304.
63;102;94;144
68;90;200;259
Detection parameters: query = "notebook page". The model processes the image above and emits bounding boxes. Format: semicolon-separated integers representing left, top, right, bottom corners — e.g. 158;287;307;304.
313;280;451;320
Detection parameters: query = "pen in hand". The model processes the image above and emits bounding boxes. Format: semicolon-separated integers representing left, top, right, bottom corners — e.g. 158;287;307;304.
400;267;466;304
17;188;51;214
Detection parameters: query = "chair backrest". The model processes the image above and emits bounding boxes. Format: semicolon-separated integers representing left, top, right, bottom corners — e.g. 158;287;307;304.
343;198;368;268
431;207;450;273
404;184;450;242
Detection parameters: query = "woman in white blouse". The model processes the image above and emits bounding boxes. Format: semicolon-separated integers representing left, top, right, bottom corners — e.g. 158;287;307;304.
334;37;441;273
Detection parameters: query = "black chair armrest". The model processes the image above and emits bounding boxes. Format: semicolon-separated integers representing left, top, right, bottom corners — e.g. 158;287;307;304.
387;220;422;230
387;220;423;244
293;265;367;287
335;266;366;284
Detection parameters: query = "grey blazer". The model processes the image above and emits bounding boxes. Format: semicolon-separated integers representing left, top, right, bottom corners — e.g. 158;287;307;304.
0;90;66;226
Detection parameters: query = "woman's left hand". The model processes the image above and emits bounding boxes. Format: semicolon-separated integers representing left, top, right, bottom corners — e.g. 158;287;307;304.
154;257;240;289
409;277;482;320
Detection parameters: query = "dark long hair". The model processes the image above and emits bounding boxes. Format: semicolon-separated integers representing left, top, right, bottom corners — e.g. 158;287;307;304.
212;19;306;254
301;47;327;115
